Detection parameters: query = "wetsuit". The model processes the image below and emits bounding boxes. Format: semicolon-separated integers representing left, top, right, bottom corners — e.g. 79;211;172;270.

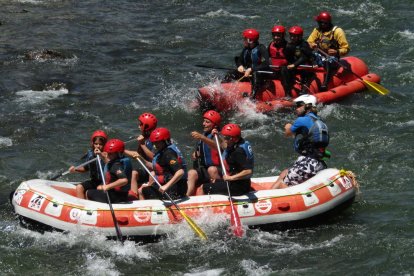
132;138;154;184
203;138;254;196
142;144;188;200
80;149;104;191
223;43;270;99
87;158;131;203
283;39;314;95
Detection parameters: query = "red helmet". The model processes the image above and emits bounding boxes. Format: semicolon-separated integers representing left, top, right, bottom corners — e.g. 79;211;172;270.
90;130;108;143
315;11;332;22
288;26;304;36
242;29;259;42
104;139;125;153
150;127;171;143
203;110;221;126
271;25;285;34
221;124;241;138
138;113;158;131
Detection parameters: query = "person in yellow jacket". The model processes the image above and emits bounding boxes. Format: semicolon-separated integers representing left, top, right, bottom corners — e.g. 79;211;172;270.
308;11;350;91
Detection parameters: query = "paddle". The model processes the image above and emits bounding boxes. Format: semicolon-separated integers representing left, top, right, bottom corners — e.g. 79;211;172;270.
214;134;244;237
317;49;389;95
134;156;207;240
96;154;124;243
49;157;98;180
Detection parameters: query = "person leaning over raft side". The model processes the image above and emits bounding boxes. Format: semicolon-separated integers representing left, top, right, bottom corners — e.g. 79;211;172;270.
69;130;107;199
223;28;270;100
283;26;315;96
187;110;223;196
307;11;350;91
86;139;132;203
136;127;188;200
201;124;254;196
124;112;158;199
271;95;330;189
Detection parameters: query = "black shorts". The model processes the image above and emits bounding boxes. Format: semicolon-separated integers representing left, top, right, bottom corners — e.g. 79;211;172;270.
202;179;250;196
81;179;100;191
142;180;187;200
132;166;150;184
195;166;223;185
86;189;128;203
195;167;210;185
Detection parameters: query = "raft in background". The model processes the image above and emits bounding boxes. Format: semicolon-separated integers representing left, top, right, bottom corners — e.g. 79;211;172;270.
10;168;358;239
197;56;381;113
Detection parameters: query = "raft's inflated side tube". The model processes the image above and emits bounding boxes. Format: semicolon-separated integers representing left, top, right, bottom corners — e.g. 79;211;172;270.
11;169;357;237
198;56;381;113
255;73;381;113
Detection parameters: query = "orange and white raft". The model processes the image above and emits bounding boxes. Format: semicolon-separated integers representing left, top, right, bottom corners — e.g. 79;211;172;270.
11;168;358;238
197;56;381;113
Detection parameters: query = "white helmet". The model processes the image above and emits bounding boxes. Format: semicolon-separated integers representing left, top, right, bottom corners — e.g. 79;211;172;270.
293;94;317;107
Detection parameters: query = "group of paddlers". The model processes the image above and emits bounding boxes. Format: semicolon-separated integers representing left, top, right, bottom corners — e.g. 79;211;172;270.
63;11;344;204
223;11;350;98
66;93;330;204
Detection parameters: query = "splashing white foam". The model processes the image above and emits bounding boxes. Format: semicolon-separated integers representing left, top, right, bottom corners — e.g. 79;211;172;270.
386;120;414;127
398;30;414;40
0;137;13;147
184;268;225;276
15;88;68;105
203;9;260;20
84;254;121;276
240;259;273;276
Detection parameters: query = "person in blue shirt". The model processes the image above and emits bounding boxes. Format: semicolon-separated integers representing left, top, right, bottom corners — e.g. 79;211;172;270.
272;94;329;189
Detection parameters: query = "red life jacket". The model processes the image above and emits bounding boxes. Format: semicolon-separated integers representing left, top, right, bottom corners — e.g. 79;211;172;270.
268;42;287;67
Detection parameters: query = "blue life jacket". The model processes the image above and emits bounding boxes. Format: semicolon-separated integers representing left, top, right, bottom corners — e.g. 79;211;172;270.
294;113;329;158
85;149;104;182
307;113;329;148
223;140;254;174
145;139;154;151
197;132;220;167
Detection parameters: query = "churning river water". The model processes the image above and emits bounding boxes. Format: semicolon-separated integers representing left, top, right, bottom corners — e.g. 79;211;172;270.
0;0;413;275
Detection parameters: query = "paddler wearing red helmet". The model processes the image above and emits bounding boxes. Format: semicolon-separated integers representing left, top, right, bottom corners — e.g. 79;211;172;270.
187;110;223;196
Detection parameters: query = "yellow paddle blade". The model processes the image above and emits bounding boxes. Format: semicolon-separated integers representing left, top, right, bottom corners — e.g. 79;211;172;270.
363;80;390;95
178;209;208;240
